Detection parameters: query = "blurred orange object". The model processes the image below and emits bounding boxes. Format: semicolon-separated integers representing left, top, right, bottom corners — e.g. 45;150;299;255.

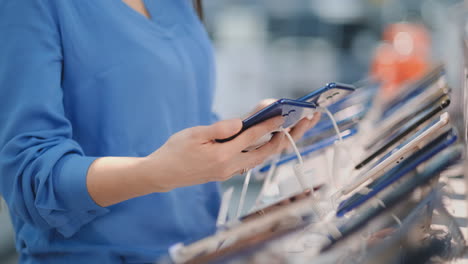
370;23;431;99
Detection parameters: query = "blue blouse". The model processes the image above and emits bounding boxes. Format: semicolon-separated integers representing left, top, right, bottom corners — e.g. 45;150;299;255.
0;0;220;263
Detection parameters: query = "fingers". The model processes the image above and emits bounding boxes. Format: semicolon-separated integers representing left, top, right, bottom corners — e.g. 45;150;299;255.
230;116;284;151
309;112;321;127
249;98;277;116
308;112;321;126
206;112;318;178
238;132;285;169
288;112;322;141
288;118;312;141
191;119;243;142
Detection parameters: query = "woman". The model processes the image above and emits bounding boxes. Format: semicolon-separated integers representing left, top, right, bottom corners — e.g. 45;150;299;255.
0;0;319;263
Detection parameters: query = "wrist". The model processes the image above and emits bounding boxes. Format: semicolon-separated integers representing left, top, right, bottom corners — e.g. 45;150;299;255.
139;155;174;193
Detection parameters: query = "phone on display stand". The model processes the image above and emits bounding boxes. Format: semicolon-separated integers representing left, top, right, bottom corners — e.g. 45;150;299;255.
169;197;318;264
296;82;356;106
240;185;323;222
337;128;458;217
216;83;356;151
341;112;451;196
365;88;449;150
380;64;446;120
355;95;450;170
324;79;378;114
321;145;462;252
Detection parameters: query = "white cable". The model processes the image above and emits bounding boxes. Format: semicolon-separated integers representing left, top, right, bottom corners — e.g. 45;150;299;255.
237;125;307;218
321;106;346;191
253;155;280;209
371;197;386;208
280;127;309;191
293;164;308;191
216;187;234;228
391;213;403;227
236;169;252;218
281;127;304;165
321;107;343;142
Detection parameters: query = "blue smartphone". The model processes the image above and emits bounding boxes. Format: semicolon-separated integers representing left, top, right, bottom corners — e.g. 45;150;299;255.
299;82;376;143
297;82;356;106
325;79;378;114
321;145;462;252
337;128;457;217
216;83;355;147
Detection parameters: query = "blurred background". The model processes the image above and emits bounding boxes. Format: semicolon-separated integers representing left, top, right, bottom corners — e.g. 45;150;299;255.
0;0;466;262
203;0;466;222
205;0;463;119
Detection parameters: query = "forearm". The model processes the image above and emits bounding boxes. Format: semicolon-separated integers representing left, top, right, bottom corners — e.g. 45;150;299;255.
86;156;165;207
86;116;292;208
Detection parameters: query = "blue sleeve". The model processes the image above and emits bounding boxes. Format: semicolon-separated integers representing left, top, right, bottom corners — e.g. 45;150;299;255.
0;0;109;237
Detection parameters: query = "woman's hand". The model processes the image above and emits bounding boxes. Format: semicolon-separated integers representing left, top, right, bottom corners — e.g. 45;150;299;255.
87;101;320;207
145;117;286;191
87;117;285;207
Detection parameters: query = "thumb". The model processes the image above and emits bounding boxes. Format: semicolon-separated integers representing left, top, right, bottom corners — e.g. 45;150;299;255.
200;119;243;141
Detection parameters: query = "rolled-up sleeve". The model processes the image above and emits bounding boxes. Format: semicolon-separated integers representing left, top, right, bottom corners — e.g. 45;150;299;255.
0;0;108;237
